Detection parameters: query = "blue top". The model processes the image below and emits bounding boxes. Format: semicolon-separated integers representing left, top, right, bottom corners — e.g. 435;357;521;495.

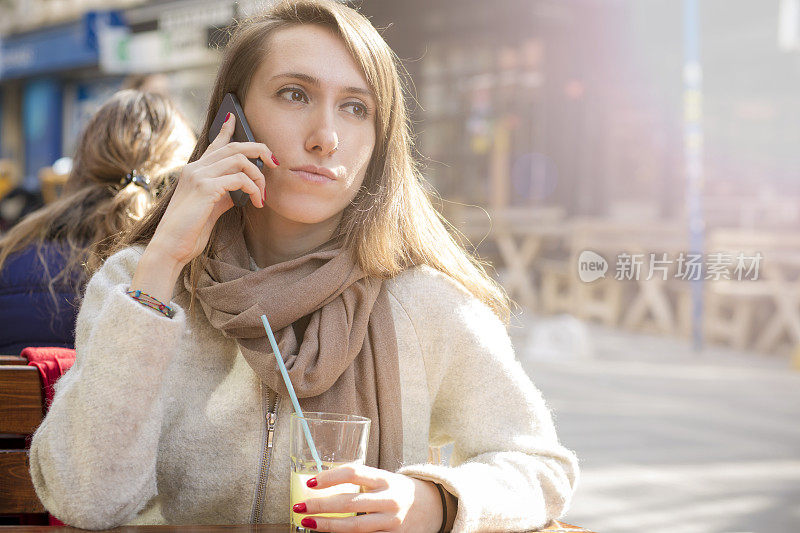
0;242;83;354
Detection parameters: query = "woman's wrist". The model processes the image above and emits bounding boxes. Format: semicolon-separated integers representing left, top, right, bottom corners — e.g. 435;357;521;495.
129;241;185;304
440;483;457;532
415;478;456;532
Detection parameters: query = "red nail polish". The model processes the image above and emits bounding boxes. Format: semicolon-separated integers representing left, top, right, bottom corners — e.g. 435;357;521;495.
293;502;307;513
224;112;231;123
301;517;317;529
271;154;280;166
262;187;266;204
306;477;317;488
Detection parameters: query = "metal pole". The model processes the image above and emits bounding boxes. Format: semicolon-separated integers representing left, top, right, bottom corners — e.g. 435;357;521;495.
684;0;704;351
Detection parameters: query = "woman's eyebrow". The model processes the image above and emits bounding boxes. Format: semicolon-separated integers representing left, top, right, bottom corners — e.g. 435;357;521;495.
270;72;373;99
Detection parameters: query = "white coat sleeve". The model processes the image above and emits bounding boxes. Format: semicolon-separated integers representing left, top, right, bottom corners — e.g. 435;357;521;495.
28;247;186;530
396;270;580;532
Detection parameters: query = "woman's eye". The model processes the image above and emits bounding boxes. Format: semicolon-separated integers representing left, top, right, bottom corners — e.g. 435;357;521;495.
345;102;369;118
278;88;369;118
279;88;307;103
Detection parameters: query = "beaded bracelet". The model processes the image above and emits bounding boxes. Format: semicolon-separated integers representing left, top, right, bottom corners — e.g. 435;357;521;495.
126;289;175;318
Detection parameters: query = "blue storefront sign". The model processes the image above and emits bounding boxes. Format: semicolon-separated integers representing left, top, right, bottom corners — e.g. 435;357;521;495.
0;11;124;80
1;11;125;189
22;79;62;189
0;88;4;158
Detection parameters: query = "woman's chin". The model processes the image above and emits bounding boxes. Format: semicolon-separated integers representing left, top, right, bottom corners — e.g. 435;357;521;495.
270;202;340;225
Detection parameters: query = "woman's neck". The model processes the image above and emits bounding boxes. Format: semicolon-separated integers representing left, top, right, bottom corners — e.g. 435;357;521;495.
243;207;342;268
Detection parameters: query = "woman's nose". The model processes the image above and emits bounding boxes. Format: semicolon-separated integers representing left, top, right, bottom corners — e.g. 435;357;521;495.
305;108;339;156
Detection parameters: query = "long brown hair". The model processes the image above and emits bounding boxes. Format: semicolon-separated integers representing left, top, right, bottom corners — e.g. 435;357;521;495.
0;89;196;309
113;0;511;322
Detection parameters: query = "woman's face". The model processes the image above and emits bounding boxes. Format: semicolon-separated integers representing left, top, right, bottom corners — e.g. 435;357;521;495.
243;24;377;225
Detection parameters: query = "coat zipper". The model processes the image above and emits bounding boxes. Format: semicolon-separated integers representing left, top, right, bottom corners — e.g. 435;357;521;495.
251;383;280;524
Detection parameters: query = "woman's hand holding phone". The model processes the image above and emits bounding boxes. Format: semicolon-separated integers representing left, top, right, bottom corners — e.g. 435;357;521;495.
130;113;279;304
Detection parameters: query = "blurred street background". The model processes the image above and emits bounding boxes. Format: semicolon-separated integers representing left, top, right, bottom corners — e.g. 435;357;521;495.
2;0;800;531
511;317;800;533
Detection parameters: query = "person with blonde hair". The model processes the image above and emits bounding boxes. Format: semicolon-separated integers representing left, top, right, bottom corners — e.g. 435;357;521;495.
29;1;580;531
0;89;195;354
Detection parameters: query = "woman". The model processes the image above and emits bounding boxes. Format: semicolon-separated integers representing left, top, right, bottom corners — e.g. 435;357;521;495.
29;1;580;531
0;90;195;354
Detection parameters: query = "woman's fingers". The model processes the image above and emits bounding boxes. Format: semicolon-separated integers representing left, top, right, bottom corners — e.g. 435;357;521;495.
299;468;438;532
211;172;263;208
310;464;389;492
299;492;395;515
203;141;279;169
204;112;236;155
148;113;273;268
299;512;398;533
201;112;279;169
193;112;276;208
195;153;266;203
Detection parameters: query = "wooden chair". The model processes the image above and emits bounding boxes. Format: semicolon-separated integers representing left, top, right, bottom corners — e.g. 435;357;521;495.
0;356;47;522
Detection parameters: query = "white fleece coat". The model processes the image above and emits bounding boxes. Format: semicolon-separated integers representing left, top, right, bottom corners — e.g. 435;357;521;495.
29;246;580;531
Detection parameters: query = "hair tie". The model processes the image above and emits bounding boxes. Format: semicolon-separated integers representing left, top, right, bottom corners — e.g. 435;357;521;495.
119;169;151;192
433;482;448;533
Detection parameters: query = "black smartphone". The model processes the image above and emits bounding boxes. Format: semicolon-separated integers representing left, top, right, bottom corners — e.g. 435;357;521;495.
208;92;263;207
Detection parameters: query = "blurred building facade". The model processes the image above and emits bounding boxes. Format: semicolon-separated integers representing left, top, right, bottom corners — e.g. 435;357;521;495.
0;0;243;190
1;0;799;226
2;0;800;354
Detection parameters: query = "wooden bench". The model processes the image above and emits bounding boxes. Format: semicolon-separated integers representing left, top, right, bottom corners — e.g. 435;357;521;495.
0;359;47;521
699;229;800;353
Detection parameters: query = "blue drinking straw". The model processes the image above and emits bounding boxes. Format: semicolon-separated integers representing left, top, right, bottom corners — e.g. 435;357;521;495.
260;314;323;472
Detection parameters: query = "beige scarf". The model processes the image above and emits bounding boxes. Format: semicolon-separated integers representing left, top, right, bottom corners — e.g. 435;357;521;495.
186;212;404;471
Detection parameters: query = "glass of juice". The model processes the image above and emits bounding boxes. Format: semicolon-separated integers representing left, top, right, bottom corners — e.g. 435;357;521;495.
289;411;371;532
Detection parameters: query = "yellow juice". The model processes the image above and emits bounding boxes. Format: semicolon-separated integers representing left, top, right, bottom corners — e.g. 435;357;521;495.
290;465;361;527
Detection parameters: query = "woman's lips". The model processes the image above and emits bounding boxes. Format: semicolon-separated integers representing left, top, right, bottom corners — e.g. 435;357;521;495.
291;169;335;184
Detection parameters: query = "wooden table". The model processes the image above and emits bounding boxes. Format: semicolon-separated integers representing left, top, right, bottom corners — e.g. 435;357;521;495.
0;521;595;532
705;230;800;353
447;205;568;311
565;218;688;333
712;250;800;353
